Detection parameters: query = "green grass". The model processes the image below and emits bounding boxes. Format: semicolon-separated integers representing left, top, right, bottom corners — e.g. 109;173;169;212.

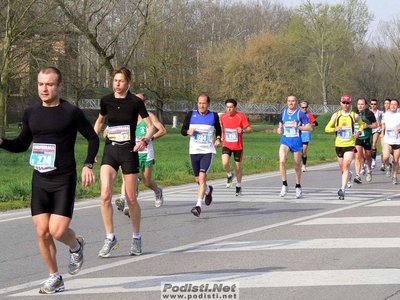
0;113;344;211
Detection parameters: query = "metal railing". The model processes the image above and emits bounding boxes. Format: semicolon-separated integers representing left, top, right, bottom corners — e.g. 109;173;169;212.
77;99;340;115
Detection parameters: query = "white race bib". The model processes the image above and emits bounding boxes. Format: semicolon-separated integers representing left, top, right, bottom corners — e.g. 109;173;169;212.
225;128;238;142
30;143;57;173
108;125;131;142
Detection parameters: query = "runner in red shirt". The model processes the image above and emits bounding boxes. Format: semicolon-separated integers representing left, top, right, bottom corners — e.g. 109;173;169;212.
220;99;253;196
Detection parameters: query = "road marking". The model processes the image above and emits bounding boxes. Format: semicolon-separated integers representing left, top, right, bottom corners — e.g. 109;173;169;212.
296;216;400;225
367;201;400;206
186;238;400;251
0;197;385;296
10;269;400;296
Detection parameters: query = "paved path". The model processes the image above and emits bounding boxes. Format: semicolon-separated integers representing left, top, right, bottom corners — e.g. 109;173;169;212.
1;160;400;299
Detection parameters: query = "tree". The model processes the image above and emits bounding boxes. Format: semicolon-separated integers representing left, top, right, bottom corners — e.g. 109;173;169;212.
286;0;371;106
0;0;59;136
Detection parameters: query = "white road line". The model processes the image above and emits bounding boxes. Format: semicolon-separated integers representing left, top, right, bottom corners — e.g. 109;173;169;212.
11;269;400;296
296;216;400;225
0;198;384;296
367;201;400;206
186;238;400;251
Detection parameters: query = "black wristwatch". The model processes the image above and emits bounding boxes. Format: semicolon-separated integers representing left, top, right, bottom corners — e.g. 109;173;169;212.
83;163;93;169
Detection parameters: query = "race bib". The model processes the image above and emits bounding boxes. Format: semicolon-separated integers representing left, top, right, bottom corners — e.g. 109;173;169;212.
108;125;131;142
30;143;57;173
283;121;299;137
225;128;238;142
386;129;397;138
338;126;352;140
193;131;209;143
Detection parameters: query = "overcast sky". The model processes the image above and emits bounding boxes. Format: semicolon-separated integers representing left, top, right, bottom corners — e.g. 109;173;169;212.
274;0;400;33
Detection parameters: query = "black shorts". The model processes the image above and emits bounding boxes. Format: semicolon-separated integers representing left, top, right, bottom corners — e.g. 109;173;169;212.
335;146;356;158
388;144;400;150
356;137;372;150
222;147;243;162
190;153;214;177
101;142;140;174
31;170;77;218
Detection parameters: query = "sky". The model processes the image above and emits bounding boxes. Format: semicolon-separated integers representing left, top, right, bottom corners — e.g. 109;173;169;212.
275;0;400;34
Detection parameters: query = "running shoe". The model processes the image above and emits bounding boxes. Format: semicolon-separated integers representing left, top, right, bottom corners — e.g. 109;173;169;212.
380;165;386;172
235;186;242;196
129;238;142;256
301;165;307;172
337;189;345;200
226;175;234;188
191;206;201;217
205;186;213;206
366;171;372;182
115;197;125;212
123;206;130;218
386;164;392;178
295;187;303;199
371;159;376;169
155;186;164;208
393;177;398;185
360;167;365;176
347;171;353;188
354;175;362;184
68;235;85;275
39;275;65;294
280;185;288;197
98;237;119;258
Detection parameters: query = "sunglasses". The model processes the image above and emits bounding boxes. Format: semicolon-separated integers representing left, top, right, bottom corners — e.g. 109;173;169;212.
370;103;377;105
341;101;351;105
301;107;308;109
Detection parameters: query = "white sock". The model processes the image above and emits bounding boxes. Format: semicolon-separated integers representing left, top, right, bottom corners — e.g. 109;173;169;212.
236;183;241;188
133;233;141;239
196;198;203;207
106;233;115;241
50;271;60;278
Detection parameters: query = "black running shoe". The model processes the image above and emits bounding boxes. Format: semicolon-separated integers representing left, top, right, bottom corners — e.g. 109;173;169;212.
235;186;242;196
205;186;213;206
191;206;201;217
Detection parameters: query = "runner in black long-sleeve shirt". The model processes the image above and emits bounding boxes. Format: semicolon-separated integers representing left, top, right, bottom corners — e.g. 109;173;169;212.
0;67;99;294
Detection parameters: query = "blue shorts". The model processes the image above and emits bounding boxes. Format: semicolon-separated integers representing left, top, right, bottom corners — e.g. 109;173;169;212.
280;136;303;152
301;132;312;143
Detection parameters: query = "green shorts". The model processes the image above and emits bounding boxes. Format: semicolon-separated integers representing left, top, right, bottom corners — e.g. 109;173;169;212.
139;155;155;170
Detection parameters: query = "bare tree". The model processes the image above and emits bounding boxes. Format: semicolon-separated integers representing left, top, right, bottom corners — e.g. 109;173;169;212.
0;0;59;136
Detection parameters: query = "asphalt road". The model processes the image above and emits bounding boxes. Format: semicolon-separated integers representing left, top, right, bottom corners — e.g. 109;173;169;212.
1;159;400;300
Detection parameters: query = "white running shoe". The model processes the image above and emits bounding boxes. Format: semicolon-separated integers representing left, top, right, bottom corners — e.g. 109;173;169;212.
295;187;303;199
280;185;288;197
371;159;376;169
366;171;372;182
301;165;307;172
347;171;353;188
155;186;164;207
